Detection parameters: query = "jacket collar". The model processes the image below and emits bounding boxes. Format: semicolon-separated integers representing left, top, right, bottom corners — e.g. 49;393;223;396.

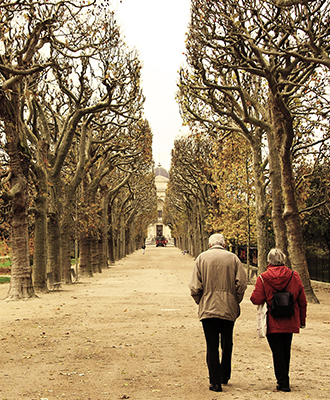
267;264;285;268
209;245;225;250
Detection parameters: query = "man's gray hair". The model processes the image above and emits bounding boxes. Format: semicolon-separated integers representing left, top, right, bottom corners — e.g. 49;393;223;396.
267;248;286;266
209;233;225;247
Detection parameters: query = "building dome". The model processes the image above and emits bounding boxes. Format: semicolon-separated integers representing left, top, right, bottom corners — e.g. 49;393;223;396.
155;163;169;179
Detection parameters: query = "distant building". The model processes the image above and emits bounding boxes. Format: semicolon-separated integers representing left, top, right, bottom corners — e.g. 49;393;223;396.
147;164;172;241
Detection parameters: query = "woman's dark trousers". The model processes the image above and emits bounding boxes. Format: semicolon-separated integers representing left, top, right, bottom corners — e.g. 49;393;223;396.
267;332;293;389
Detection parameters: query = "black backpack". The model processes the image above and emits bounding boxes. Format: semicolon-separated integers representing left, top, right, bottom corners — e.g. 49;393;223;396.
261;271;295;318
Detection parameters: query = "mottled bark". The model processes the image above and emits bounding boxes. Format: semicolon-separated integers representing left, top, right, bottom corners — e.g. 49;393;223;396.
125;226;130;256
60;185;77;283
91;238;102;274
8;186;34;299
270;94;318;303
108;232;115;264
47;213;61;282
32;141;49;292
32;184;48;292
108;204;116;264
0;93;34;300
266;128;290;265
197;203;204;255
120;224;126;259
60;228;72;283
47;176;62;283
251;136;268;273
101;192;110;268
79;236;92;277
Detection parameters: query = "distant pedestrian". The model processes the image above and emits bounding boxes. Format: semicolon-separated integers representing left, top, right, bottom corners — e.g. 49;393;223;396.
189;233;247;392
142;244;146;255
250;248;307;392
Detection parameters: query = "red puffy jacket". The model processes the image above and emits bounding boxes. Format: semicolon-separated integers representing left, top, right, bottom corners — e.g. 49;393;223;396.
250;265;307;334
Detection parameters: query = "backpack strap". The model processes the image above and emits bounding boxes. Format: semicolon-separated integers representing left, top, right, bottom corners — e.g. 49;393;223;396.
282;270;294;291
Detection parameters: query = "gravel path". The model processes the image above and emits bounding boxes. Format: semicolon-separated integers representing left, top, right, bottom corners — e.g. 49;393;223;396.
0;246;329;399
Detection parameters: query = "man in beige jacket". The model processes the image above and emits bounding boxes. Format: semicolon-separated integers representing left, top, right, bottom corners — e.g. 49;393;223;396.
189;233;247;393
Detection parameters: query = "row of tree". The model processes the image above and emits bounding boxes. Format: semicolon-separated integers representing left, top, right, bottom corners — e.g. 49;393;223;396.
164;0;330;302
164;133;256;256
0;1;157;300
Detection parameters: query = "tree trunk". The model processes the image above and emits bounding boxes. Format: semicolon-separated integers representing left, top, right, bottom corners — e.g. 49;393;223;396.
251;135;268;274
266;128;290;265
119;217;125;259
108;202;117;263
33;186;48;292
125;227;130;256
129;224;134;254
8;206;34;300
91;237;102;274
47;176;62;283
32;143;49;292
113;230;119;262
197;204;204;255
101;192;110;268
60;228;72;283
0;93;34;300
60;186;77;283
79;236;93;277
270;95;318;303
47;213;61;282
281;144;318;302
108;225;115;265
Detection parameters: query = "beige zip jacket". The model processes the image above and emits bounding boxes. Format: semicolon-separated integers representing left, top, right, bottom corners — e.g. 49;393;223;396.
189;245;247;321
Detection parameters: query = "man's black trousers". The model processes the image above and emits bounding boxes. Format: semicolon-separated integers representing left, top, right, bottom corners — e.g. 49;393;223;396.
201;318;235;386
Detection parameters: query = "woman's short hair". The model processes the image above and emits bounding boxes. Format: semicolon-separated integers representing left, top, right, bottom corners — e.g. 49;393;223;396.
267;248;286;266
209;233;225;247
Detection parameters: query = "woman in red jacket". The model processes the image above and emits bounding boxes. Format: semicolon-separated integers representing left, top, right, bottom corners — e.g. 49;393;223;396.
250;248;307;392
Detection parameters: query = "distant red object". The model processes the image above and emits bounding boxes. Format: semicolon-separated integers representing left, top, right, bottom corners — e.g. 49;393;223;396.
156;236;167;247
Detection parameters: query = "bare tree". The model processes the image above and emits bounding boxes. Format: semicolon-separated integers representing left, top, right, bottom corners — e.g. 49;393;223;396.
164;136;215;256
78;119;153;276
178;63;271;271
0;0;82;299
0;1;152;297
181;0;330;302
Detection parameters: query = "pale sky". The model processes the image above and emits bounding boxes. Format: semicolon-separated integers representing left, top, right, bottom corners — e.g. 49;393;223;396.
113;0;191;171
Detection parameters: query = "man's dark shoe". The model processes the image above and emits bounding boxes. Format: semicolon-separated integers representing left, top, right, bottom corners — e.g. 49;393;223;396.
209;383;222;392
276;385;291;392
